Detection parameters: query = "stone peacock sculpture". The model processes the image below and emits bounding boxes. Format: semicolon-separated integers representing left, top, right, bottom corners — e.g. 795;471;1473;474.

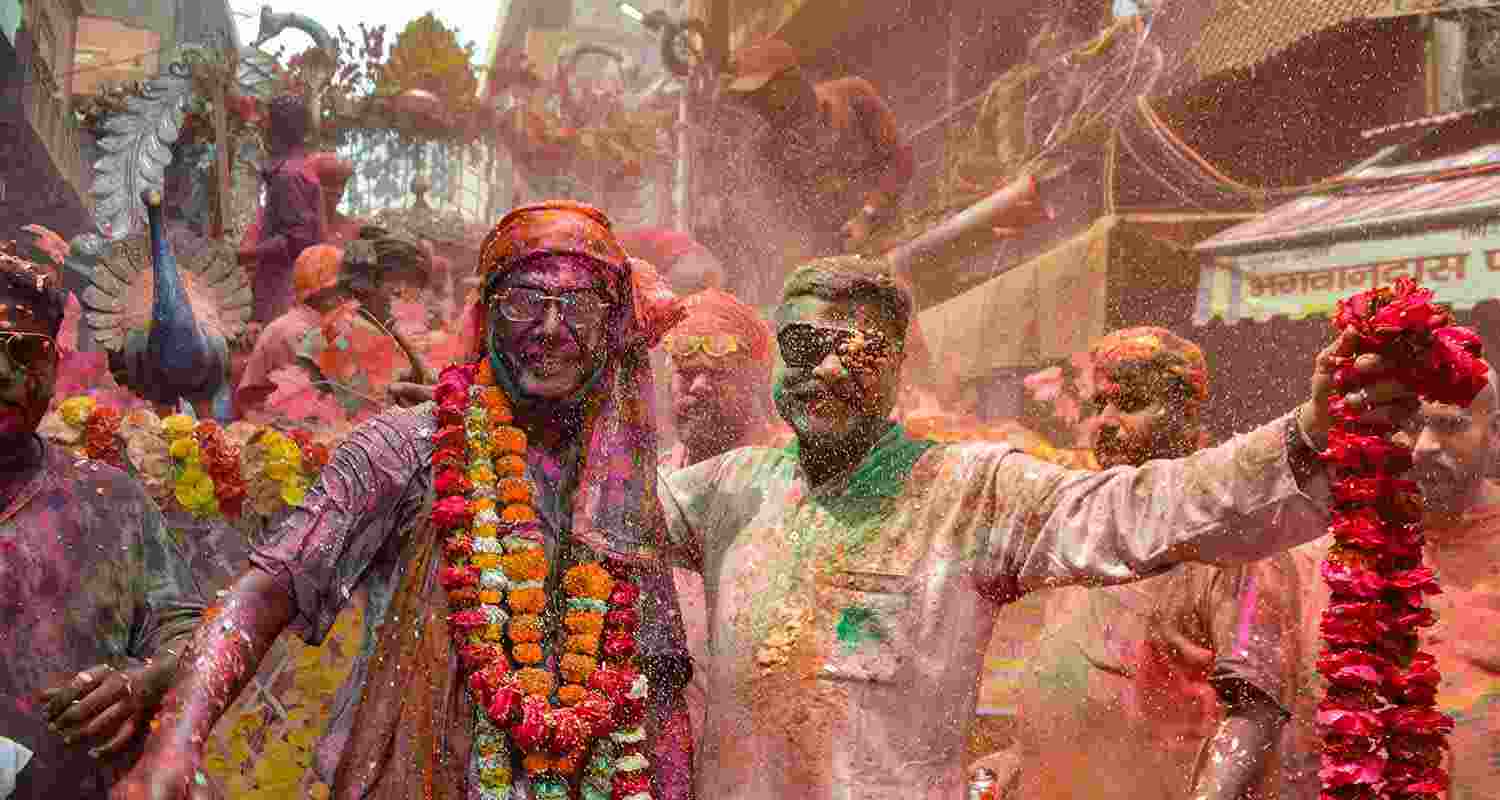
67;53;270;421
80;190;251;420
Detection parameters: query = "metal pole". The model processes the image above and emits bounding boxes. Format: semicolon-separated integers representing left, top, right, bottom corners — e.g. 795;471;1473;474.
674;86;690;231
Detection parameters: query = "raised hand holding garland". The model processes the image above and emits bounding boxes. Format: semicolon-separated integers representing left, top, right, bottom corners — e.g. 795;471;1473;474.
1317;277;1487;800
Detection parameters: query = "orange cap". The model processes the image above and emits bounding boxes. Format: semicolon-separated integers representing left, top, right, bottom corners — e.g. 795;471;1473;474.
294;244;343;303
726;38;800;93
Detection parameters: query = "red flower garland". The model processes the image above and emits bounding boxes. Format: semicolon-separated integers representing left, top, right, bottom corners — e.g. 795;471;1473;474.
1317;278;1482;800
81;406;124;468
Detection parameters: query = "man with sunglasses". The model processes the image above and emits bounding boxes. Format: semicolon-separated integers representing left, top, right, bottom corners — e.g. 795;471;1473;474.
0;246;206;798
116;202;697;800
656;254;1421;799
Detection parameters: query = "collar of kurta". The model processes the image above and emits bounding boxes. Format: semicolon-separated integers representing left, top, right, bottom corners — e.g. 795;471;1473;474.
785;422;936;500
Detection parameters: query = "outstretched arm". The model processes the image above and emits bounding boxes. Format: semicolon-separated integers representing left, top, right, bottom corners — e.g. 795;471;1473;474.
973;331;1417;600
111;569;294;800
113;409;429;799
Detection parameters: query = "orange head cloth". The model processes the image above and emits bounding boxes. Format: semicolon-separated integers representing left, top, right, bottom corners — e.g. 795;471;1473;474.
293;244;343;304
478;200;629;291
665;288;772;367
1089;326;1209;403
465;200;685;569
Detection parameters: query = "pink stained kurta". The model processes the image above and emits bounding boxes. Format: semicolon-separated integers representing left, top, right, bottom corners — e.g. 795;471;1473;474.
659;414;1331;800
235;303;321;411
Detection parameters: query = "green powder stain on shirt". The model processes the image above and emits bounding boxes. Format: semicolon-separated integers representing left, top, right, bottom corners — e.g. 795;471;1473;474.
836;604;884;653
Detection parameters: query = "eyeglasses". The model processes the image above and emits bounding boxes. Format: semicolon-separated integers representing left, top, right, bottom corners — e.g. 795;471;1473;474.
489;287;611;327
664;333;742;359
0;331;56;369
776;323;895;370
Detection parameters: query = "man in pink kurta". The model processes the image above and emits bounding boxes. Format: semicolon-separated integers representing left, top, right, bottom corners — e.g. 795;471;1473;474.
235;244;343;417
1006;328;1299;800
240;95;324;323
657;256;1415;799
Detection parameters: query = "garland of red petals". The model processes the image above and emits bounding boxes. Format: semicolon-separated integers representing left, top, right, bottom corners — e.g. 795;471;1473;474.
1317;278;1486;800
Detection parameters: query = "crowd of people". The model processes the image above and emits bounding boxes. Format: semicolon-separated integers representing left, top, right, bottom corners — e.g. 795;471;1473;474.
0;33;1496;800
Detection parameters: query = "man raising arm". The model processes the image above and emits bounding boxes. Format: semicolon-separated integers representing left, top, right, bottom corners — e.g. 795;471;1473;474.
659;255;1415;799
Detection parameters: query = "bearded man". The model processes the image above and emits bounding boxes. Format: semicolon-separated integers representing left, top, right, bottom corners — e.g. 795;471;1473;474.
658;288;786;759
657;256;1418;799
115;202;695;800
1005;327;1299;800
1272;360;1500;800
0;247;205;798
661;289;784;472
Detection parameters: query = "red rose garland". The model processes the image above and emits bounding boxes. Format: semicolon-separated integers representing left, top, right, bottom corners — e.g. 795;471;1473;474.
1317;278;1485;800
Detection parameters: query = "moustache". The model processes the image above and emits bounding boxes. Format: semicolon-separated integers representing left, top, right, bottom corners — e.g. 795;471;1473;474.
786;387;860;413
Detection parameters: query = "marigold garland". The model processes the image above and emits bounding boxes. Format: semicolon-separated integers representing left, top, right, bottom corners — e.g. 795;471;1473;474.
1317;278;1483;800
48;397;327;521
434;361;655;800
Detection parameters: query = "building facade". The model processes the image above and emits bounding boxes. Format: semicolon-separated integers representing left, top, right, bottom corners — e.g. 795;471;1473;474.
0;0;89;236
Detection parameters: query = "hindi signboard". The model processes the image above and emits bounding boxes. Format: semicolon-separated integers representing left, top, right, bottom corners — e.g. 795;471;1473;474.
1195;220;1500;324
1370;0;1500;17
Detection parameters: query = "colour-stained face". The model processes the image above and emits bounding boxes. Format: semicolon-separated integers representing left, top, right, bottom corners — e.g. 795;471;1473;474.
670;348;763;455
1400;389;1497;515
0;298;58;438
772;295;902;449
1090;364;1199;469
487;254;613;402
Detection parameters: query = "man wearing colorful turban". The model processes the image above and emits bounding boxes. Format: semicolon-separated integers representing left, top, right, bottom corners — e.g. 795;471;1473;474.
1087;325;1210;468
660;289;785;471
118;201;696;800
1005;326;1299;800
658;288;788;760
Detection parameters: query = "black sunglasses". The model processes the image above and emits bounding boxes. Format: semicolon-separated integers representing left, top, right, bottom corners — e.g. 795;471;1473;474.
776;323;894;369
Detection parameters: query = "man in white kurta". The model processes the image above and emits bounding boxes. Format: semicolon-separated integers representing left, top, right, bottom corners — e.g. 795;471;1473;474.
657;255;1408;799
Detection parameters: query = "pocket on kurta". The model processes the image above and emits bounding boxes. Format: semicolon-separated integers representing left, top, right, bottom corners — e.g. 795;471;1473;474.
816;570;914;685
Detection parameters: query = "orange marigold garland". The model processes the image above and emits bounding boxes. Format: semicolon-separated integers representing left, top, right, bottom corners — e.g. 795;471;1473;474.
433;361;656;800
1317;278;1482;800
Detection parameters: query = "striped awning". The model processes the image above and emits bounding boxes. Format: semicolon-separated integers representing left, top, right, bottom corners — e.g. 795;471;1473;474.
1193;143;1500;324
